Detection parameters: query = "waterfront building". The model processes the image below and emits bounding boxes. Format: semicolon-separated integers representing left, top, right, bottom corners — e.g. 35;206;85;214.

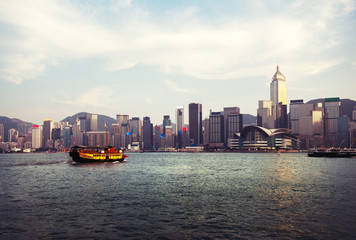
226;112;243;145
143;116;153;150
63;126;72;149
154;126;161;150
163;115;171;135
324;98;341;147
120;123;130;149
90;114;98;131
87;131;107;146
0;123;4;142
270;66;287;128
31;125;42;149
289;100;324;149
8;128;18;143
182;127;189;148
203;118;210;145
112;123;121;149
224;107;243;147
337;116;349;148
117;114;129;125
129;117;142;148
164;125;174;148
209;112;224;148
42;119;52;148
349;107;356;148
257;101;274;129
189;103;203;145
176;106;184;148
52;128;61;142
230;126;299;150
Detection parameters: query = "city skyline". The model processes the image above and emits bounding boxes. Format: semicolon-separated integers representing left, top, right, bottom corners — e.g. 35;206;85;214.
1;0;355;125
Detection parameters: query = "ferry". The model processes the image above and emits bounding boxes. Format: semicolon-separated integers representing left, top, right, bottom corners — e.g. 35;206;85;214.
69;145;128;163
307;148;356;158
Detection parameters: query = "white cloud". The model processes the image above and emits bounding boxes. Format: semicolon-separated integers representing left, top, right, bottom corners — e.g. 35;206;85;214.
52;86;117;108
0;0;354;84
163;79;197;94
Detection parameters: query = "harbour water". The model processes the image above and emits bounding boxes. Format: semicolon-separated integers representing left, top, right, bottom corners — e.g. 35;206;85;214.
0;152;355;239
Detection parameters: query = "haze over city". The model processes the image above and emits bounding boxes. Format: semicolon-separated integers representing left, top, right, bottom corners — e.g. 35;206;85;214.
0;0;355;125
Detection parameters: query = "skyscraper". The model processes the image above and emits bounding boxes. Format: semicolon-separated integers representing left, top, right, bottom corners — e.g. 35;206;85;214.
0;124;4;142
143;116;153;150
209;111;224;148
163;115;171;134
270;66;287;128
116;114;129;125
43;119;52;148
189;103;203;145
223;107;242;146
257;100;274;129
324;97;341;147
176;106;184;148
130;117;142;148
31;125;42;149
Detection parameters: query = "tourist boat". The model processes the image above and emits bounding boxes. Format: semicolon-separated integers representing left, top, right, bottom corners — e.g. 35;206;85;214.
69;145;128;163
307;148;356;158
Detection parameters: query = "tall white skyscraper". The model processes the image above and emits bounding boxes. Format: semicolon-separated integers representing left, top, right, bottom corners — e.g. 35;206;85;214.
270;66;287;128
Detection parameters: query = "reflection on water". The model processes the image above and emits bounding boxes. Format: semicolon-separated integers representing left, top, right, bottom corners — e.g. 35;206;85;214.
0;152;355;239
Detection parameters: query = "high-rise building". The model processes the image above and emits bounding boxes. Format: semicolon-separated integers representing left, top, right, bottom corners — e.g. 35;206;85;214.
90;114;98;131
154;126;161;150
117;114;129;125
223;107;242;146
8;128;18;143
164;125;174;148
176;106;184;148
0;124;4;142
257;100;274;129
203;118;210;145
63;126;72;149
112;123;120;149
336;116;349;148
209;111;224;148
163;115;171;134
289;100;324;149
189;103;203;145
87;131;107;146
226;112;243;146
31;125;42;149
270;66;287;128
43;119;52;148
143;116;153;150
324;98;341;147
130;117;142;148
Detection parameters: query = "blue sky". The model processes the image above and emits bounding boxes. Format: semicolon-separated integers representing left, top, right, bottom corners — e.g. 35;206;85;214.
0;0;355;125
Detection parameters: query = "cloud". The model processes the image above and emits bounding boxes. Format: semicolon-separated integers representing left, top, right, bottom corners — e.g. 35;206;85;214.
52;86;117;108
0;0;354;84
163;79;197;94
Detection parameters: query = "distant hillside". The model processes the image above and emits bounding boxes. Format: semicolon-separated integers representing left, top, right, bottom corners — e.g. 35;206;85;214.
243;114;257;125
0;116;33;142
307;98;356;120
61;112;117;133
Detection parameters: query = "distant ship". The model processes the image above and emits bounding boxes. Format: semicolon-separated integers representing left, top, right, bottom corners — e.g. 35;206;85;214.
308;148;356;158
69;145;128;163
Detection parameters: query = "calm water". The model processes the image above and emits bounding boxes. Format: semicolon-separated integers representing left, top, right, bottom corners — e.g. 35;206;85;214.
0;152;355;239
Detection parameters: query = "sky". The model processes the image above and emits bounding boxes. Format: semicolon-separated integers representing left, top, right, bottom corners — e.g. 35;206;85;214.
0;0;355;125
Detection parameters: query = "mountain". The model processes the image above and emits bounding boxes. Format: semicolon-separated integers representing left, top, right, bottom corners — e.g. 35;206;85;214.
0;116;34;142
61;112;117;133
307;98;356;120
242;114;257;125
